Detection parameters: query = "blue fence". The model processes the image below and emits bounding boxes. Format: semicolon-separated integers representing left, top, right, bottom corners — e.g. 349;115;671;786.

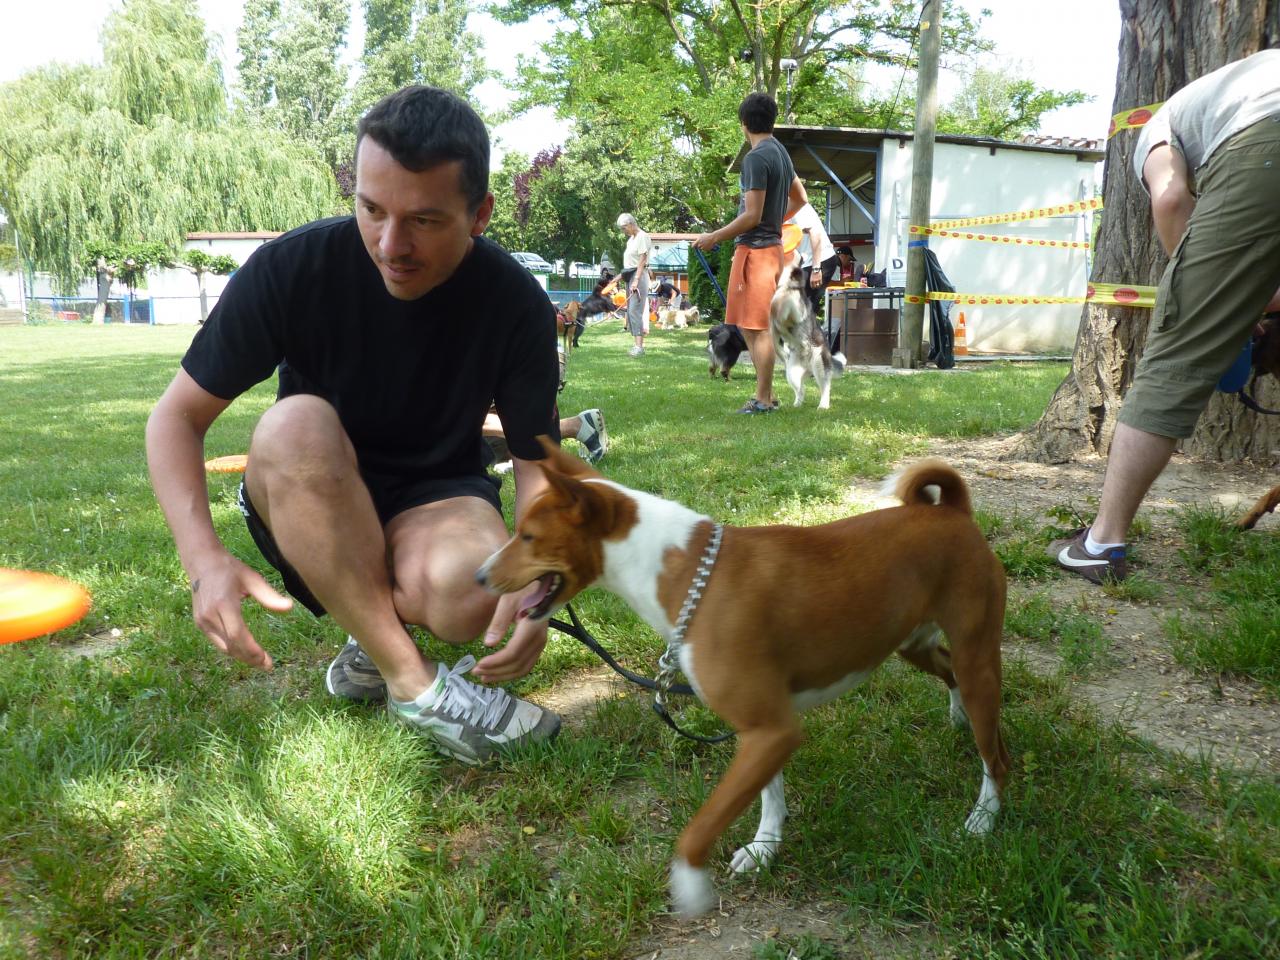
28;296;152;324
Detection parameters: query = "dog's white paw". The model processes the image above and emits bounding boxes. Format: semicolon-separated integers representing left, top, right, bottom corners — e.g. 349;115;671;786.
949;688;971;729
670;858;716;917
729;839;780;874
964;801;998;836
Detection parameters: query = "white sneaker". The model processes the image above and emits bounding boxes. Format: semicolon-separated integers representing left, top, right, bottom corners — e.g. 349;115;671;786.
388;655;561;765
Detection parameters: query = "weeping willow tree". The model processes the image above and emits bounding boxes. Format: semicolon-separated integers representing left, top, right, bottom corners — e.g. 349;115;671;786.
0;0;338;293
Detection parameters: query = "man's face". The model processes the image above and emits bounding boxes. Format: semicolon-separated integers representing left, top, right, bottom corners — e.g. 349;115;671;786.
354;137;494;301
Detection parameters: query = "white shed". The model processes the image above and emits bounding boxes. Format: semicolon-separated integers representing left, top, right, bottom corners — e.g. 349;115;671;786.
745;126;1104;354
148;231;281;325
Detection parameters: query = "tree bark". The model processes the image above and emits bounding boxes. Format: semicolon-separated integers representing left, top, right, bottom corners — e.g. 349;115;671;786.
1018;0;1280;464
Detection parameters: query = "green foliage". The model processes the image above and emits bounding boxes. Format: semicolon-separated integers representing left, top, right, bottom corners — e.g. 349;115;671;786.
1167;506;1280;692
236;0;491;176
103;0;227;128
0;241;17;272
0;0;338;292
939;66;1090;140
180;249;238;276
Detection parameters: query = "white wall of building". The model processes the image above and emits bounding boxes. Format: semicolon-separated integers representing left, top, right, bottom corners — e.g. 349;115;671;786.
876;139;1097;354
150;234;274;325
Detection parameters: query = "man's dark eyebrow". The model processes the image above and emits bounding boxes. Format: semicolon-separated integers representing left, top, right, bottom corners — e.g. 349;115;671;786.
353;192;447;217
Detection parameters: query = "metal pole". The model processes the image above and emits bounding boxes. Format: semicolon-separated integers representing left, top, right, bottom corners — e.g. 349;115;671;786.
12;224;29;324
893;0;942;369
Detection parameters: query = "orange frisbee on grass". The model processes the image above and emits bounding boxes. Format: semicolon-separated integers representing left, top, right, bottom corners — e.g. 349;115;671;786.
205;454;248;474
0;568;92;645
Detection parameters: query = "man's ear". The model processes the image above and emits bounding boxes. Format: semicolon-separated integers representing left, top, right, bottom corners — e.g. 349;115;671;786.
536;435;599;479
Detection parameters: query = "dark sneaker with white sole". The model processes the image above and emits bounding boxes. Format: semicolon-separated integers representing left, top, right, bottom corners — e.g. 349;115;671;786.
388;655;561;765
325;637;388;703
1048;527;1127;584
576;408;608;463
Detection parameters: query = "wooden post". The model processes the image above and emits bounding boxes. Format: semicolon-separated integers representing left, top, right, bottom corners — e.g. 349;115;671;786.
893;0;942;369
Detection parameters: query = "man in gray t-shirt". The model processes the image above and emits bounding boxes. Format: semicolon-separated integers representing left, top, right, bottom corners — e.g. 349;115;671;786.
1051;49;1280;586
694;93;807;414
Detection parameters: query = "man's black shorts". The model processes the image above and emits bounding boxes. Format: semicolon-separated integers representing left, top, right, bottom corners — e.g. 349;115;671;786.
236;472;502;617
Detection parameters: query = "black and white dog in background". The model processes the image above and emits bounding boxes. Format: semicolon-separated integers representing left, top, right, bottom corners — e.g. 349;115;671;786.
769;265;845;409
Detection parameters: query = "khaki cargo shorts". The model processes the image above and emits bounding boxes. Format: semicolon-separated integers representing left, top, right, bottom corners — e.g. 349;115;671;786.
1120;115;1280;438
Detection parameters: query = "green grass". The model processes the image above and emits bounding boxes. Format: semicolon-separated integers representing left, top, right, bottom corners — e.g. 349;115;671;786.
2;324;1277;959
1005;592;1110;673
1166;506;1280;693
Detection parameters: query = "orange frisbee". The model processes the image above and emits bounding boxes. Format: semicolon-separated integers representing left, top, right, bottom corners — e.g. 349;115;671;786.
781;223;803;256
0;568;92;645
205;454;248;474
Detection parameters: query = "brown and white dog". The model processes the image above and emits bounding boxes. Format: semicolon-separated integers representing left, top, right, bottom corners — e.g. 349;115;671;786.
769;265;845;409
476;440;1010;917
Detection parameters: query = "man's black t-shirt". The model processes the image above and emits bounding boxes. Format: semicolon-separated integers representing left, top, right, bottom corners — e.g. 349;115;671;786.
182;217;558;481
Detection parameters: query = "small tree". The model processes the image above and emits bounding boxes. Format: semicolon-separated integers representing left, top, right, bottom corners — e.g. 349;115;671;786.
107;241;173;323
179;249;238;323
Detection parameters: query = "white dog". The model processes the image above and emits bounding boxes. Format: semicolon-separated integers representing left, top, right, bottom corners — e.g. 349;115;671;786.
768;265;845;409
658;304;700;330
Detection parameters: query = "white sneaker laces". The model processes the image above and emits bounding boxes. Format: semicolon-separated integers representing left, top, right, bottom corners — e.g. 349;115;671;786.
432;655;511;729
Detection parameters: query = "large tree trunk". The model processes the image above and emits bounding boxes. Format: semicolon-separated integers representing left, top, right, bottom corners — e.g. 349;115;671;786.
1018;0;1280;464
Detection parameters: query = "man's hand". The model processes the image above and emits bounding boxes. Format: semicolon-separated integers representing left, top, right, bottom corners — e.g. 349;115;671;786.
809;271;821;288
475;591;548;682
189;553;292;669
693;231;718;252
1265;284;1280;314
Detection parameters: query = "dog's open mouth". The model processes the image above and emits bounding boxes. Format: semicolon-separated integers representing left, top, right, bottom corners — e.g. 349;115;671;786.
517;572;565;620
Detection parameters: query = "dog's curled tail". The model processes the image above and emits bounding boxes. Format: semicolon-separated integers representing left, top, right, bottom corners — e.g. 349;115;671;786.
882;458;973;516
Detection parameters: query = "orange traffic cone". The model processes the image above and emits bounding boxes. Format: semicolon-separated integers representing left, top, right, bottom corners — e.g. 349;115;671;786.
954;310;969;355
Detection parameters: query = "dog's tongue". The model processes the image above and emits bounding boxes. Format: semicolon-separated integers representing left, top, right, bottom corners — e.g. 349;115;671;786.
517;575;554;617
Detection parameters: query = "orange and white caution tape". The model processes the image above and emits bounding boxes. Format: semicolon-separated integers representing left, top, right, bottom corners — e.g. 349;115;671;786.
905;282;1157;308
1108;102;1164;138
908;224;1091;249
928;197;1103;230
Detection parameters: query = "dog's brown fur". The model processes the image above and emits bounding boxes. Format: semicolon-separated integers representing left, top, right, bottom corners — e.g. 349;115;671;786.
480;439;1010;914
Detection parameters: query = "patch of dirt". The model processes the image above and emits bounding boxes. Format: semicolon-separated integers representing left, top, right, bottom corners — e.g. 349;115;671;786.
852;436;1280;775
627;895;943;959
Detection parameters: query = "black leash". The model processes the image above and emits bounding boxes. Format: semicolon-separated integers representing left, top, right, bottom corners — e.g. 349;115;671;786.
549;604;734;745
1238;373;1280;416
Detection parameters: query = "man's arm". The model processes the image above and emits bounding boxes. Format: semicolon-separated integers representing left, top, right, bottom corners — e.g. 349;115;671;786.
1143;144;1196;256
145;369;291;668
693;190;766;250
476;452;551;682
785;175;808;222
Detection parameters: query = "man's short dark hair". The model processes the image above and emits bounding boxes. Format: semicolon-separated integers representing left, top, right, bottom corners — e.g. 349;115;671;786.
738;92;778;134
356;85;490;211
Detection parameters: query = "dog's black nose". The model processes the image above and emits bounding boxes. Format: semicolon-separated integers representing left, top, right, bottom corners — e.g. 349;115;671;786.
474;570;487;586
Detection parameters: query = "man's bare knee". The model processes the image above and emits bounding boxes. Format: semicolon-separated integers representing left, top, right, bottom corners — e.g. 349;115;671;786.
393;580;496;643
249;396;356;476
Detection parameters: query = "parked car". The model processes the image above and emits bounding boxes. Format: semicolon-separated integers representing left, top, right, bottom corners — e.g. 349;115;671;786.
511;251;552;272
569;261;600;279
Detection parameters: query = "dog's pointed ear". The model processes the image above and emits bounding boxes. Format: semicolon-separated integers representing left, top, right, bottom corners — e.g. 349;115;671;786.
536;435;600;479
532;436;615;528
